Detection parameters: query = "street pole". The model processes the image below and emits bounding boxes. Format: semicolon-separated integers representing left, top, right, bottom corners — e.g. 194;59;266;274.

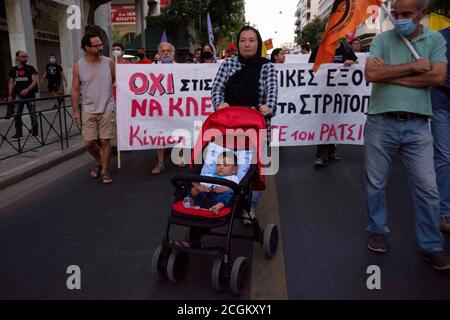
199;0;202;34
141;0;146;53
113;54;122;170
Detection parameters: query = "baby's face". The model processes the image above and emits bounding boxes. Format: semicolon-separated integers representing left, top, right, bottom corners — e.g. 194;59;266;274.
215;162;237;177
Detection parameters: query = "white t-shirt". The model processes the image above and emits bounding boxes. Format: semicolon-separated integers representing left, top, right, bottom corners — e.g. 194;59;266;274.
201;173;239;190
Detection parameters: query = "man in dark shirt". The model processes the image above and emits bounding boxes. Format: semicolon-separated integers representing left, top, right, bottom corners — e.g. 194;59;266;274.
7;50;39;139
309;40;358;168
42;55;67;109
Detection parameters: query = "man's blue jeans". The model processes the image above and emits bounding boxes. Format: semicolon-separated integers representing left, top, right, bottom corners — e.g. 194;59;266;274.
14;94;38;136
431;108;450;218
364;114;443;252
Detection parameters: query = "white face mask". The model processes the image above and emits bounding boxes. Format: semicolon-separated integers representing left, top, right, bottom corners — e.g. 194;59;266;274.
49;58;56;64
112;50;123;58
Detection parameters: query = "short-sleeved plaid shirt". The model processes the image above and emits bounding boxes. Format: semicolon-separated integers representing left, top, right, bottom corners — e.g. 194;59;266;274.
211;56;278;145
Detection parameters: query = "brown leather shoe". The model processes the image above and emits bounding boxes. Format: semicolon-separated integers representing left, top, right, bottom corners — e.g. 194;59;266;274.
368;234;387;253
329;153;342;161
422;251;450;271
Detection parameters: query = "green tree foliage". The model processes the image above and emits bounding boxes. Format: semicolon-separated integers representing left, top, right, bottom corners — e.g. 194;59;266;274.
146;0;245;47
295;17;327;50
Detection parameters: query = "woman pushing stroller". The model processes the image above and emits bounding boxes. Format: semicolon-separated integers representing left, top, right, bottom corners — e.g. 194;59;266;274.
211;25;278;220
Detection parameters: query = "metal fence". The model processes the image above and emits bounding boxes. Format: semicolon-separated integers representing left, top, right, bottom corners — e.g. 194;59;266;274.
0;95;82;161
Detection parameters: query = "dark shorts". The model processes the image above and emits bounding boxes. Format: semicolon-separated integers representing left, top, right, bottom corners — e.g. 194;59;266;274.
193;192;233;208
48;82;61;93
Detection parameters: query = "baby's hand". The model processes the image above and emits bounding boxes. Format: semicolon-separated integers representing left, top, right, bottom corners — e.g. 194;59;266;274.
198;185;211;193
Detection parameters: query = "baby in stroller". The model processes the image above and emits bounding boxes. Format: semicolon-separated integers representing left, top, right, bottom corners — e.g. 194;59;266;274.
185;151;239;215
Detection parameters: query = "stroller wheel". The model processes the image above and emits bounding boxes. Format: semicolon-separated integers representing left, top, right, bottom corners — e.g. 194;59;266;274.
167;250;189;284
211;257;227;291
151;245;170;280
230;257;249;296
263;224;279;259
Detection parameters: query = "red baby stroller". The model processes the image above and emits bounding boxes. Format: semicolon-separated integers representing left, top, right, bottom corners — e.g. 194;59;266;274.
151;107;279;295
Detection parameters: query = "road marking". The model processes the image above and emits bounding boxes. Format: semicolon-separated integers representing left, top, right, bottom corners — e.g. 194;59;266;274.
251;175;288;299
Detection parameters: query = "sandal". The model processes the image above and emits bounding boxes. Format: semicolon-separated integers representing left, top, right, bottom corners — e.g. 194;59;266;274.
101;172;113;184
152;162;165;174
90;165;102;179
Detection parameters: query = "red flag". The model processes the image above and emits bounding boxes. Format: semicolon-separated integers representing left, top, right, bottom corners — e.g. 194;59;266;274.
264;39;273;51
313;0;381;72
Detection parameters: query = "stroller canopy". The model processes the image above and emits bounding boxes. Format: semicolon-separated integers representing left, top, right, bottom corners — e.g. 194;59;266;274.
192;107;268;190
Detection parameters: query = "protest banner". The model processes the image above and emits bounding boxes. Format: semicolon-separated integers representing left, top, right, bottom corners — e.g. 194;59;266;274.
116;62;371;151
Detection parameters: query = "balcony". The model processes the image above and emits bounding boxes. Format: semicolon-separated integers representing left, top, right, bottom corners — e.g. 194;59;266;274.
301;9;310;19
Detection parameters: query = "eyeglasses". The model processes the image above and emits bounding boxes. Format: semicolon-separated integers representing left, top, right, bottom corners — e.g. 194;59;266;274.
19;56;28;58
90;44;103;48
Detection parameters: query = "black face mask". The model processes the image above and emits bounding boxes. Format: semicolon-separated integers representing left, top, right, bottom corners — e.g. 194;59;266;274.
136;53;145;59
202;51;213;60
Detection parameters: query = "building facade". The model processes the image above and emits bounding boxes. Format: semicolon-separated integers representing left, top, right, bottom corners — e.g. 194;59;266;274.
295;0;319;34
0;0;163;98
318;0;333;20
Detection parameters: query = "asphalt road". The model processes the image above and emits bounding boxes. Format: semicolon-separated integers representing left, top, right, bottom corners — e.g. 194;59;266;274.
0;145;449;299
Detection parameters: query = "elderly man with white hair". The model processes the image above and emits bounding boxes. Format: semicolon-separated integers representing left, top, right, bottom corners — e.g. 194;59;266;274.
151;42;180;174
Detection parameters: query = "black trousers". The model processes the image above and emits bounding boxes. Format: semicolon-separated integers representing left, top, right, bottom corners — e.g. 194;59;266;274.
316;144;336;160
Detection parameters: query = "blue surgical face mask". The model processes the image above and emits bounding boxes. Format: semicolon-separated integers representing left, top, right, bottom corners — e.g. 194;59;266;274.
395;17;418;36
161;56;174;64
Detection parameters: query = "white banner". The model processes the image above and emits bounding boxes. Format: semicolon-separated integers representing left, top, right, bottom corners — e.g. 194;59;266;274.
116;63;371;150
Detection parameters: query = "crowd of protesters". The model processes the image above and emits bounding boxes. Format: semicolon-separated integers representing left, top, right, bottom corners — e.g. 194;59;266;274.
5;0;450;271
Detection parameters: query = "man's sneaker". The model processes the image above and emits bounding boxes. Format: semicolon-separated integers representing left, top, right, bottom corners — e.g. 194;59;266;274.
152;162;165;174
422;251;450;271
329;153;342;161
243;207;256;225
313;158;326;168
368;234;387;253
440;216;450;233
11;134;22;140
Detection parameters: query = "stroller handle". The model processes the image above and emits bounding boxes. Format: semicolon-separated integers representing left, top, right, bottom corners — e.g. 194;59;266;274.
171;174;242;195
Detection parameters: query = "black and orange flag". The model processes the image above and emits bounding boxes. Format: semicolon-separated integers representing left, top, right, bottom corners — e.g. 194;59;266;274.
312;0;382;72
